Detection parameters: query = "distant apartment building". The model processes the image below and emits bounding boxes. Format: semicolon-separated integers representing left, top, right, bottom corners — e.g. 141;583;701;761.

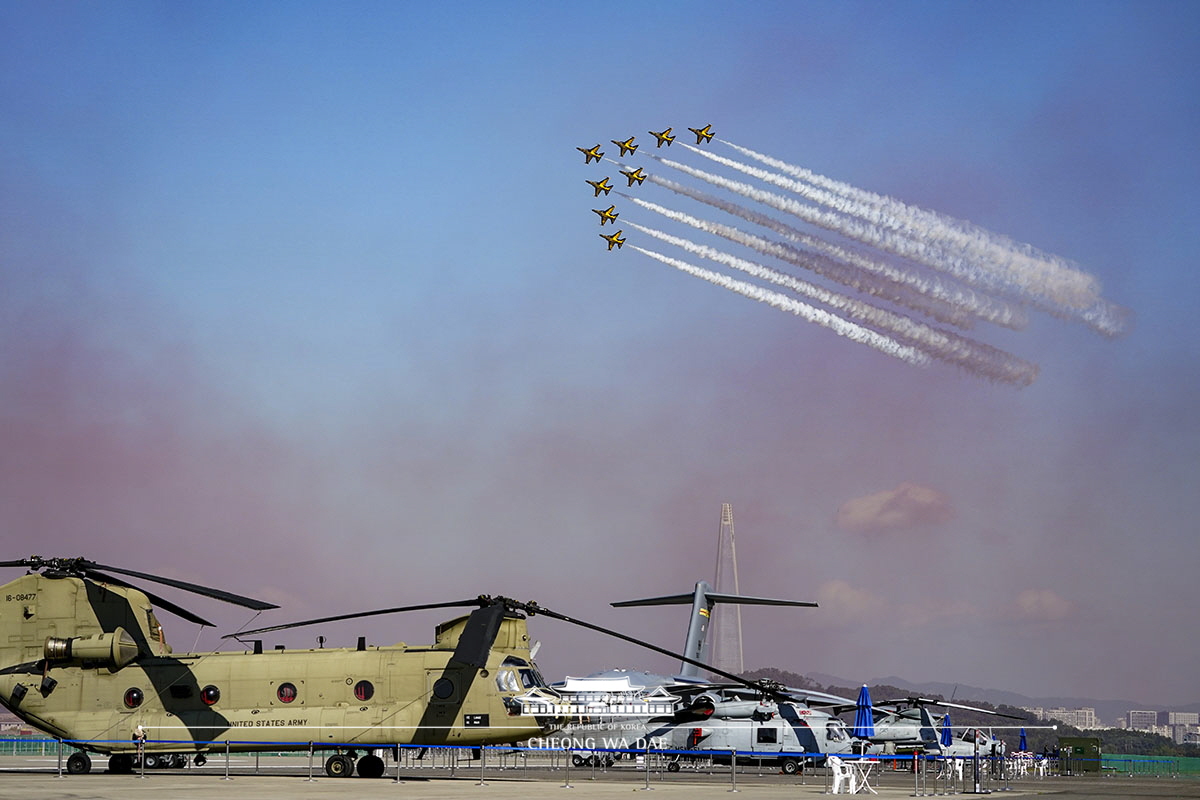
1163;713;1200;744
1020;706;1045;720
1044;707;1099;729
1127;710;1159;731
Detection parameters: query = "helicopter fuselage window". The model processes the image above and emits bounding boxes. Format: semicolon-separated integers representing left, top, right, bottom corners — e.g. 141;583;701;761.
432;678;455;700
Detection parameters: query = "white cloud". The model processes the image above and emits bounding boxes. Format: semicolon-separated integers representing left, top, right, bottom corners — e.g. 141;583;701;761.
835;482;953;533
1015;588;1072;621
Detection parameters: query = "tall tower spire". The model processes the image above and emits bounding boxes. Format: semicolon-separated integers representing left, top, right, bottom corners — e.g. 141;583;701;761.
710;502;744;675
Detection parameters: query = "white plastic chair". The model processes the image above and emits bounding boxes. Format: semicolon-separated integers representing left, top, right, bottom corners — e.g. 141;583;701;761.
827;756;858;794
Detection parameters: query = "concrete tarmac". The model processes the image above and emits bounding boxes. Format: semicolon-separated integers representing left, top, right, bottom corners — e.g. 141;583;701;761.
1;756;1197;800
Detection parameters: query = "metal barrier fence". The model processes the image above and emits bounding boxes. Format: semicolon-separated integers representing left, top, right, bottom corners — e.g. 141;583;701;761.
1;736;1194;787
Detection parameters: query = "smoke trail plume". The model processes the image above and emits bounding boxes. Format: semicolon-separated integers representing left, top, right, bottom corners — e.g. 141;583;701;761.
624;193;974;330
689;143;1098;301
631;244;931;368
658;151;1128;337
689;142;1130;337
719;139;1097;294
641;169;1028;332
628;222;1037;386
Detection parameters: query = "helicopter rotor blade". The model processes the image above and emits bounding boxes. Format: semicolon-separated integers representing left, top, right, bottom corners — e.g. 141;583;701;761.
83;561;278;611
84;571;216;627
933;699;1026;720
511;600;791;703
878;696;1026;720
3;557;237;626
221;598;487;639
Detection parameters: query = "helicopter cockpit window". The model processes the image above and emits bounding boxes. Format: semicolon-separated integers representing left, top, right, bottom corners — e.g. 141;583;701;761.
499;656;546;689
826;721;848;742
495;670;520;692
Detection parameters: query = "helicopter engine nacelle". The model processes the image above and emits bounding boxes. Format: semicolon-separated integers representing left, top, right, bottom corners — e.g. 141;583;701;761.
44;627;139;670
689;693;775;720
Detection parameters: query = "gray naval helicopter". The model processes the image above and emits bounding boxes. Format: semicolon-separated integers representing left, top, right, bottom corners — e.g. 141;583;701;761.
514;580;861;774
859;697;1017;758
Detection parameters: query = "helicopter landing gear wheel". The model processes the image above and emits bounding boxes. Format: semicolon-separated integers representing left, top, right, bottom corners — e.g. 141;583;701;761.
325;753;354;777
66;751;92;774
194;753;207;767
357;754;385;779
781;757;801;775
666;760;681;773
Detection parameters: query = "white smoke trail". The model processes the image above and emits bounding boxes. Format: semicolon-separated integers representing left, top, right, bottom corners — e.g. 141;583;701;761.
630;245;931;368
628;222;1037;386
658;154;1004;288
659;151;1127;337
625;193;974;330
718;139;1100;299
642;171;1028;332
686;142;1129;337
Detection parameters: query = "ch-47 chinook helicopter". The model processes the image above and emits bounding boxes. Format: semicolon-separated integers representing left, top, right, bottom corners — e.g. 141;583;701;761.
0;556;556;777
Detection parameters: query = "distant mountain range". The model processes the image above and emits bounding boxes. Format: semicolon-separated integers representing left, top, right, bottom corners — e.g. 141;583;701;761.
807;672;1200;726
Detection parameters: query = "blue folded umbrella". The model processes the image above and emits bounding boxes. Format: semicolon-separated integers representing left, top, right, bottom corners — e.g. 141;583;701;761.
851;684;875;738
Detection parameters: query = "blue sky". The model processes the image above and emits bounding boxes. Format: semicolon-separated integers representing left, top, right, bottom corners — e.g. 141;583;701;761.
2;1;1197;708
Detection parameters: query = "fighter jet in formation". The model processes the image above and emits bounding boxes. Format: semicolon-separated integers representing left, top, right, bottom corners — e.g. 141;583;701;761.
611;136;638;157
586;177;613;196
620;167;646;187
688;124;714;144
600;230;626;250
648;127;675;147
579;124;713;255
592;205;619;226
577;144;605;164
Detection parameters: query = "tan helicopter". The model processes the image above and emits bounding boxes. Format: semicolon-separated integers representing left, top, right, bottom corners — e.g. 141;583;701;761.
0;557;552;777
